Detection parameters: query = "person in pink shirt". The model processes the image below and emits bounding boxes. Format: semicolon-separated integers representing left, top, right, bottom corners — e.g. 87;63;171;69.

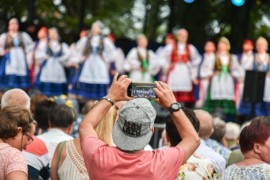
79;73;200;180
0;105;36;180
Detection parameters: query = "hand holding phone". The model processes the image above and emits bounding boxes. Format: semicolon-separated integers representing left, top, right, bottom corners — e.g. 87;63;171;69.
127;82;156;99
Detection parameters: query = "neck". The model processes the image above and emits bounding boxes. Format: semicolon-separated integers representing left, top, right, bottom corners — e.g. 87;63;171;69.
0;138;5;143
52;127;71;135
237;152;266;166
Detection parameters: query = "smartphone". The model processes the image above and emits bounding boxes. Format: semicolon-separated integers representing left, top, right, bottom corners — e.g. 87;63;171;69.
127;82;156;99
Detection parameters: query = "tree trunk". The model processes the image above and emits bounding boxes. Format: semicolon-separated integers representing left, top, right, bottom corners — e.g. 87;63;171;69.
167;0;175;33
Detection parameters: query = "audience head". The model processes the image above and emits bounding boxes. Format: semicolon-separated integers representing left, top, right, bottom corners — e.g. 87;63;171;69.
0;106;36;151
112;98;156;151
51;95;79;114
81;100;96;115
210;117;226;143
30;93;48;115
166;107;200;146
250;116;270;127
194;110;214;140
1;89;30;109
49;104;77;134
225;123;241;139
34;100;57;131
239;116;270;163
225;122;240;147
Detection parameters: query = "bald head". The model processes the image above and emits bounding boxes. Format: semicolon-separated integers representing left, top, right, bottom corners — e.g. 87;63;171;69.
194;110;214;139
1;89;30;109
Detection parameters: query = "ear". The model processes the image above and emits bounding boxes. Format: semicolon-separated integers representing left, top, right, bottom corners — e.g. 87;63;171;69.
151;127;154;134
17;127;22;133
254;143;262;154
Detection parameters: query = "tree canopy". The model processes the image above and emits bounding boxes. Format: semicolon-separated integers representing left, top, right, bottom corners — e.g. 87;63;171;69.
1;0;270;52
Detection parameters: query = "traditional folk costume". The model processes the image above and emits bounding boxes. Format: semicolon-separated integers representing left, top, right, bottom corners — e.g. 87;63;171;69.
29;39;48;87
237;51;255;115
124;47;159;82
69;35;116;99
161;43;201;103
35;40;70;96
109;47;125;84
204;53;243;117
252;53;270;116
0;31;33;89
195;53;216;108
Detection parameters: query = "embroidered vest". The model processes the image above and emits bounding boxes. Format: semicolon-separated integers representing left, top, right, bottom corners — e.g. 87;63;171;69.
47;41;63;57
83;35;104;57
253;53;270;72
5;32;25;50
214;54;233;72
170;43;191;63
137;48;149;72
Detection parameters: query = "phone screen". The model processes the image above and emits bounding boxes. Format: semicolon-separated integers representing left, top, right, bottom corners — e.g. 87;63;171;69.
127;83;156;99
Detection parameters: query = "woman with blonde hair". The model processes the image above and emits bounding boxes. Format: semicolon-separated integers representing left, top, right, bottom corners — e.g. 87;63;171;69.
204;37;244;121
51;101;121;180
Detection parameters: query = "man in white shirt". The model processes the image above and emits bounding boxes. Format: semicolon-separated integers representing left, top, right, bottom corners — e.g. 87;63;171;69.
37;104;77;164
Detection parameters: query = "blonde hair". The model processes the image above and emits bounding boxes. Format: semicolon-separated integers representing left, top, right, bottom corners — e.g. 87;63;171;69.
96;105;118;146
219;37;231;51
84;101;119;146
256;36;268;49
137;34;147;42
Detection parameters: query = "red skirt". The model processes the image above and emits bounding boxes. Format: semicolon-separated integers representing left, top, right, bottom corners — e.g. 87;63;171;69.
173;91;195;103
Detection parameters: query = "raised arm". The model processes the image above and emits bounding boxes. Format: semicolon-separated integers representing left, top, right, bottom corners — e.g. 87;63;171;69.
79;74;132;143
154;81;200;162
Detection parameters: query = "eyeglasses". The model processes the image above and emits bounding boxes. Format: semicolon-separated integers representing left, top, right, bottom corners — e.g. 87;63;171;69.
24;133;34;145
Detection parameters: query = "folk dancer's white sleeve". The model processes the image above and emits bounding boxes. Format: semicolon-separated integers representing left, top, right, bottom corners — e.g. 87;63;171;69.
0;33;6;56
34;41;49;66
124;48;141;72
158;44;174;76
22;32;34;53
148;50;160;76
102;37;116;63
231;54;244;80
200;54;215;78
114;48;125;74
69;37;87;65
57;42;71;66
189;44;201;80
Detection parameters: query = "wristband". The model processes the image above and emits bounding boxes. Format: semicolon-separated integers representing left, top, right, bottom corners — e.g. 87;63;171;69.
102;96;114;106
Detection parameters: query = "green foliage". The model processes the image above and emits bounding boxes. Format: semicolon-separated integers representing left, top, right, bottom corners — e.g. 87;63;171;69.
1;0;270;50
